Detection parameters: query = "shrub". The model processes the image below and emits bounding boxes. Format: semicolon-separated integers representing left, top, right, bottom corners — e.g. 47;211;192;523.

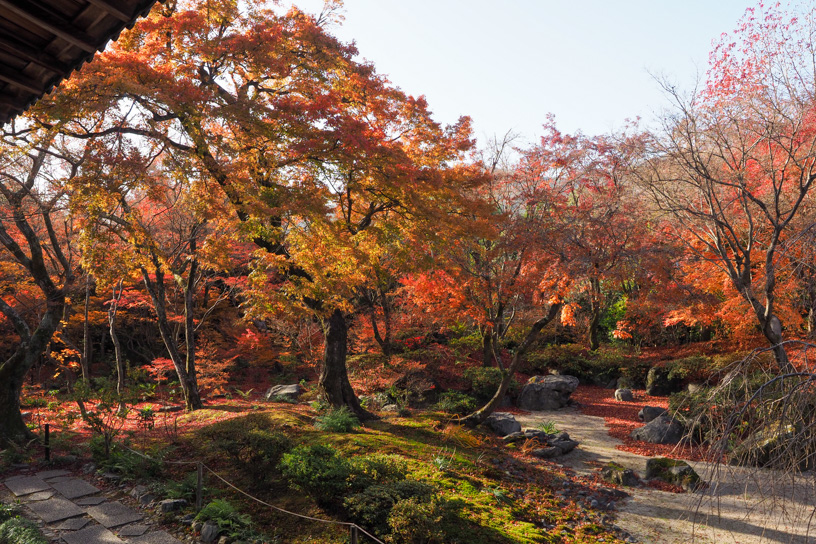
349;454;407;490
0;517;47;544
666;356;712;382
344;480;436;536
386;496;452;544
402;348;445;364
463;367;517;401
195;500;252;540
448;333;482;355
92;440;163;481
279;444;352;502
314;406;360;433
198;414;292;483
618;361;652;389
435;391;477;415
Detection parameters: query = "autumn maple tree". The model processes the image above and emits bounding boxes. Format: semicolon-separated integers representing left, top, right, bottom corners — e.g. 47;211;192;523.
640;3;816;371
40;0;479;417
0;127;83;443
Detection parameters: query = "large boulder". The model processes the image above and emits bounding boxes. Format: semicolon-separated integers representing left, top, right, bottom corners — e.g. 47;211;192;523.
645;366;684;396
614;388;634;402
265;384;303;402
645;458;703;491
517;375;579;411
727;423;802;468
631;413;685;445
484;412;521;436
638;406;668;423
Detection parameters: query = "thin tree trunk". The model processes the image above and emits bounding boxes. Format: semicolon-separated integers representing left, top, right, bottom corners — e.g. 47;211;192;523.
81;274;92;381
462;303;562;427
318;309;375;420
183;257;201;409
141;266;202;410
109;279;127;413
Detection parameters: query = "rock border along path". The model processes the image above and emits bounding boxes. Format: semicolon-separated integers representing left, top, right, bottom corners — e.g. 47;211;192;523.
517;407;816;544
1;469;184;544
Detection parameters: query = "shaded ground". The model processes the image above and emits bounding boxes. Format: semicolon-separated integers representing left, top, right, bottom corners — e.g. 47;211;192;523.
516;388;816;544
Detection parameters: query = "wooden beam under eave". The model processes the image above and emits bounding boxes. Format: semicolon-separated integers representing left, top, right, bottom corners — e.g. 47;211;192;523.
0;36;70;77
0;0;98;54
0;67;45;95
84;0;133;23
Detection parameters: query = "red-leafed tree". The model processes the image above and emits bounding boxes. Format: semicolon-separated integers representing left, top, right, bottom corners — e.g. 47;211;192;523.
43;0;480;418
0;128;84;443
640;3;816;371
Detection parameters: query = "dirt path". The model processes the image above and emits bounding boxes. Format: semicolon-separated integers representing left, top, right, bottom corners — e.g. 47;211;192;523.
516;408;816;544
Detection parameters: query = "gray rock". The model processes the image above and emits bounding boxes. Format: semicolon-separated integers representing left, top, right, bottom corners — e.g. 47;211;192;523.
517;375;579;411
119;524;150;537
22;491;54;502
56;517;91;531
75;496;107;506
63;525;124;544
646;366;683;396
157;405;184;413
484;412;521;436
264;384;303;402
160;498;187;513
645;457;703;491
631;413;685;445
3;476;50;496
531;447;563;459
88;501;145;528
602;463;640;487
638;406;668;422
82;462;97;475
130;485;149;498
687;383;705;395
27;497;85;523
52;478;101;499
552;438;579;454
200;520;221;543
36;469;71;480
381;404;400;412
614;389;634;402
217;537;230;544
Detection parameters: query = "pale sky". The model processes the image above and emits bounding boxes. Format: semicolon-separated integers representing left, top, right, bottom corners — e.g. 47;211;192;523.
290;1;766;145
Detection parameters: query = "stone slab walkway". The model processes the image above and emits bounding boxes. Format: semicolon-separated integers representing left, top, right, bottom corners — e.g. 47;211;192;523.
1;469;184;544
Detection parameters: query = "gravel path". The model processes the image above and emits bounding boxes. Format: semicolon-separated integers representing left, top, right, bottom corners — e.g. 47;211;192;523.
516;408;816;544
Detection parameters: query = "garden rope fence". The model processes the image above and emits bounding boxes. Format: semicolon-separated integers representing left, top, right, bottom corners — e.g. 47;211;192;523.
114;442;385;544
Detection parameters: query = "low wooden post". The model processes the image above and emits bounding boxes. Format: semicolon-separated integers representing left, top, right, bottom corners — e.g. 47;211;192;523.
196;462;203;511
350;525;359;544
44;424;50;462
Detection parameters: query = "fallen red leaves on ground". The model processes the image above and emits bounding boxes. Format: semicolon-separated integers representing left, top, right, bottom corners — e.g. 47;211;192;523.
573;385;707;462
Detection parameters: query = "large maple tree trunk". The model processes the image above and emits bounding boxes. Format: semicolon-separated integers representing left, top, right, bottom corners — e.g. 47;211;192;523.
0;298;64;444
319;309;374;420
462;303;561;427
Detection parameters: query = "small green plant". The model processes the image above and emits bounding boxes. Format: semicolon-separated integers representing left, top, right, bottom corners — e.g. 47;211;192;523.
269;394;297;404
349;454;407;490
233;388;254;400
314;406;360;432
0;517;48;544
435;391;477;415
537;421;559;434
431;448;456;472
195;500;252;540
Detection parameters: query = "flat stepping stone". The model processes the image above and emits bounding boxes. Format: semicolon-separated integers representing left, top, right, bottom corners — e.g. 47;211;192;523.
56;517;91;531
129;530;183;544
23;491;55;502
88;502;143;528
75;496;107;506
52;478;101;499
4;476;50;496
46;476;75;483
63;525;125;544
27;497;85;523
36;470;72;479
117;524;149;537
